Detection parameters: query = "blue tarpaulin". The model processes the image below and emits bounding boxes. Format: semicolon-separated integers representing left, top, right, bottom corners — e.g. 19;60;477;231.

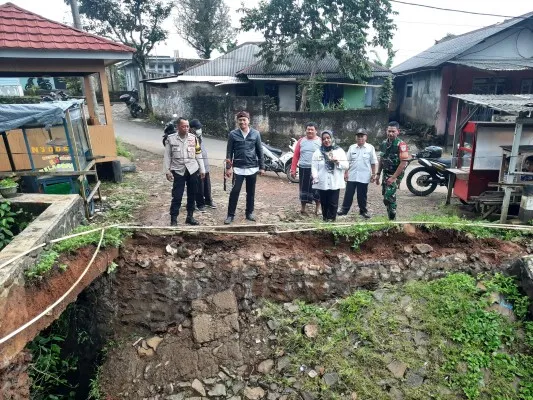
0;100;84;132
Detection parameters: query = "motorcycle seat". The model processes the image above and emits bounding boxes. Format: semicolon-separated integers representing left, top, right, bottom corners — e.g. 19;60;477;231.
434;159;451;168
264;143;283;157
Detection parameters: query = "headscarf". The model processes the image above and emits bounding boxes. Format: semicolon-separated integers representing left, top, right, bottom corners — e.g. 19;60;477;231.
320;130;339;172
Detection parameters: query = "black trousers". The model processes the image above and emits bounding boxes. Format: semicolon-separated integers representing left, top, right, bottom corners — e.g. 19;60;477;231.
340;181;369;214
195;172;213;207
170;169;198;217
319;189;340;221
227;173;257;216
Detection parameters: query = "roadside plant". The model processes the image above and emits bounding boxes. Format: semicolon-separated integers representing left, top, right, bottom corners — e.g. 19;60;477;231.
0;177;17;188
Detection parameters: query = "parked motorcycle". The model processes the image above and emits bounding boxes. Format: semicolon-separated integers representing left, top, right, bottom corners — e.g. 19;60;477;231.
405;146;452;196
41;90;70;102
262;139;298;183
119;89;143;118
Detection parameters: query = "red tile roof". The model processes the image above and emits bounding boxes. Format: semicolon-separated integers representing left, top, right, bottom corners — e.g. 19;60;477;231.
0;2;134;53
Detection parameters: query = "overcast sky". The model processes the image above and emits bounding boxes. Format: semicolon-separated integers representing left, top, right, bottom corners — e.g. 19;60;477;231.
6;0;533;67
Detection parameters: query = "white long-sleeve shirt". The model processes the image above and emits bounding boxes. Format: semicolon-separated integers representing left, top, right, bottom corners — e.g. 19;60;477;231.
311;147;349;191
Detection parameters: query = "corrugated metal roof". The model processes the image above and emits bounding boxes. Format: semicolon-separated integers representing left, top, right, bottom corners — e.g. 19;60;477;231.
144;75;243;84
181;43;262;76
0;2;134;54
448;59;533;71
449;94;533;115
238;52;391;79
392;12;533;74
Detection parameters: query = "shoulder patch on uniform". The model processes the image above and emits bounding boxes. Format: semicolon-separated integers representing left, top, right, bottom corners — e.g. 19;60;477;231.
399;142;408;153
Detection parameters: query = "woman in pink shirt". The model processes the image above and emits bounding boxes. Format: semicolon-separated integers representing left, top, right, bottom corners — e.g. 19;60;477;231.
290;122;322;215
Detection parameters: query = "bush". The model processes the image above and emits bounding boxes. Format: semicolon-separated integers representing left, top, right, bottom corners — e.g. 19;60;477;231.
0;96;41;104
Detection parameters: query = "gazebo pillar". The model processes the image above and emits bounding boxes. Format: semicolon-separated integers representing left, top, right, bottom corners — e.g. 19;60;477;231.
97;67;113;126
84;74;100;125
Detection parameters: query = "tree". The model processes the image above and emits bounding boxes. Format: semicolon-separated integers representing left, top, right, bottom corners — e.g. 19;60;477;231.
240;0;396;111
174;0;236;59
370;50;395;109
75;0;173;110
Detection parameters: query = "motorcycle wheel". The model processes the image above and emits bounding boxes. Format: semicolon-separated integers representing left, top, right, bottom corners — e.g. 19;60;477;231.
130;108;139;118
285;163;299;183
406;166;438;196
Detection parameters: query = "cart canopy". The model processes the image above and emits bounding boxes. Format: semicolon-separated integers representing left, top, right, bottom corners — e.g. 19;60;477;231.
0;100;84;132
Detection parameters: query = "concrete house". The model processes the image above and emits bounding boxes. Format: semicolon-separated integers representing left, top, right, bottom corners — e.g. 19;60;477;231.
392;11;533;143
145;42;392;112
117;56;205;91
237;52;391;111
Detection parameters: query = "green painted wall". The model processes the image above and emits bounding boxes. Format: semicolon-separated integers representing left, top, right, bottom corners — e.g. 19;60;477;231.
344;86;366;109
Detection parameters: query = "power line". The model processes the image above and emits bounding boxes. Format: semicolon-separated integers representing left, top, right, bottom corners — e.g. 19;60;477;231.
390;0;525;19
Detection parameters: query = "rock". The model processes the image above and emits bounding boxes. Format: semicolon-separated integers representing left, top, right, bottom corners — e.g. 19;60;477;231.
303;324;319;338
372;289;389;302
137;346;154;357
399;296;412;308
476;282;487;292
387;360;408;378
228;397;242;400
488;304;516;321
244;386;265;400
277;356;290;372
165;394;185;400
212;290;239;314
146;336;164;351
316;366;325;376
389;387;404;400
350;393;358;400
176;246;190;258
203;378;217;385
322;372;339;386
191;379;206;397
192;262;206;269
413;243;433;255
300;392;316;400
166;244;178;255
208;384;227;397
437;386;454;396
413;331;428;346
403;224;417;235
283;303;299;313
267;319;281;331
232;381;245;394
405;372;424;387
257;359;274;374
308;370;318;378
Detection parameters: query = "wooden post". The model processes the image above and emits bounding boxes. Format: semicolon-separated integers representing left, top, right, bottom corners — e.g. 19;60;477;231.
450;99;463;168
500;121;524;223
97;68;113;126
84;75;99;125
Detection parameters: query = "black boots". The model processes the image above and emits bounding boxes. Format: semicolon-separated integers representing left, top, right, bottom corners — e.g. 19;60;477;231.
170;216;178;226
185;215;199;225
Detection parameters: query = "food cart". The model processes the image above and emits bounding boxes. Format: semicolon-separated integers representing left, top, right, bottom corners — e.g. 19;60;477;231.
0;100;101;218
446;94;533;222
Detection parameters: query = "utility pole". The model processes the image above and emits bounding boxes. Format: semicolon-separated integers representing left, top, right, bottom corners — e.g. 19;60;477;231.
69;0;100;124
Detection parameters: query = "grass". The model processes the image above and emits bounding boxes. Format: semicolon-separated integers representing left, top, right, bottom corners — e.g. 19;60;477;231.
115;137;132;160
260;273;533;400
24;149;145;281
325;214;533;250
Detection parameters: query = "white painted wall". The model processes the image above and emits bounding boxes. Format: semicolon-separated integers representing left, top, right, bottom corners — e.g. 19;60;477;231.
278;84;296;111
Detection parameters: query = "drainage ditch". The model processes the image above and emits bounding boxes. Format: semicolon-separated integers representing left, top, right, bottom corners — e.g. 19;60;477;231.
8;228;533;399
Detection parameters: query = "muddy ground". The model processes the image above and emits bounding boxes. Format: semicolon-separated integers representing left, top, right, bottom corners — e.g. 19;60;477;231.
118;143;455;227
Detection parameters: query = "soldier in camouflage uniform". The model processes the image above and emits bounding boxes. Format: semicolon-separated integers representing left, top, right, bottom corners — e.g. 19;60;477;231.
375;121;409;220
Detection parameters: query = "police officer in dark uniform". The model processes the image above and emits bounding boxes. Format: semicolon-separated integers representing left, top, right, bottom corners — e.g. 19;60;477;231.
375;121;409;220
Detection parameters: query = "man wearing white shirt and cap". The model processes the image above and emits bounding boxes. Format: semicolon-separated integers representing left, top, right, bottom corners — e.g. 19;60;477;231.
338;128;378;219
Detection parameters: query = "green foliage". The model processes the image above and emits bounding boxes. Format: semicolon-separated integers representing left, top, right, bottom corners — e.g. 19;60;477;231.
262;273;532;400
0;201;32;250
482;273;530;319
174;0;236;59
0;96;41;104
378;75;394;108
0;178;17;188
115;138;132;160
25;227;127;280
326;217;392;250
65;78;83;96
77;0;173;80
240;0;396;81
27;333;78;399
88;366;102;400
25;251;60;280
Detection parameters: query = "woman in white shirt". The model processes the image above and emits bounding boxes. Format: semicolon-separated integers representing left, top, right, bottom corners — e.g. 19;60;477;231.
311;130;349;222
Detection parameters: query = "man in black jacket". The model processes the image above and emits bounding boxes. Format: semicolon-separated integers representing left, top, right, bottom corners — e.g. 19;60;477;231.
224;111;265;224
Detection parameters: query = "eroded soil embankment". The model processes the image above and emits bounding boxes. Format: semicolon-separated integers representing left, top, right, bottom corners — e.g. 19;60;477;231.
92;229;527;398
